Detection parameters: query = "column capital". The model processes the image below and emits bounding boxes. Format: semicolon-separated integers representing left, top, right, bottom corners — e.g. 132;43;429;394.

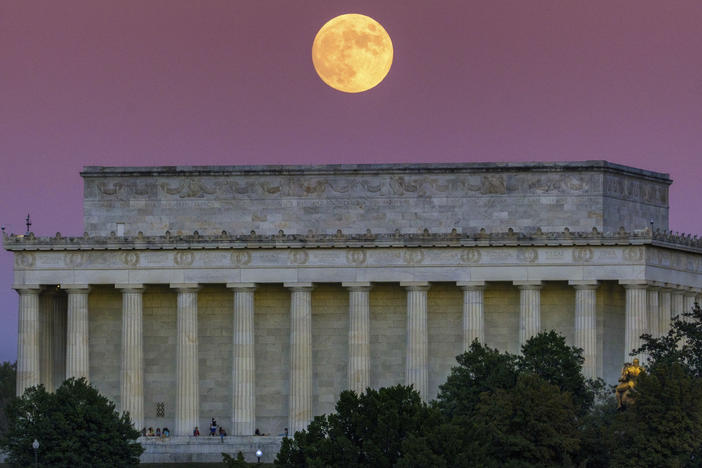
568;280;599;290
60;284;91;293
619;280;648;289
342;282;372;292
284;282;314;292
170;283;200;293
115;284;145;293
514;280;543;290
400;282;430;291
226;282;257;291
12;284;42;295
457;281;486;290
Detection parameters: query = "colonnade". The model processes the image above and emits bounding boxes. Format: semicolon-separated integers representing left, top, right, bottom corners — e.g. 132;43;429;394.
14;280;702;435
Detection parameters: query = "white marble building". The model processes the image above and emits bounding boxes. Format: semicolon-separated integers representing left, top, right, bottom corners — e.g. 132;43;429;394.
4;161;702;446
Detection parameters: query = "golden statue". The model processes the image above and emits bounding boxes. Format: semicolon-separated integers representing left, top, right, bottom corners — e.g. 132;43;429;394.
615;358;644;409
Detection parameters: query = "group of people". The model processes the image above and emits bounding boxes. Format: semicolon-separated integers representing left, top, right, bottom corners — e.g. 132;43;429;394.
193;418;228;441
142;427;170;438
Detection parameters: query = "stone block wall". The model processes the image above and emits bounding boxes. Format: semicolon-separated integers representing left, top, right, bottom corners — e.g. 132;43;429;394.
81;162;671;237
88;286;121;405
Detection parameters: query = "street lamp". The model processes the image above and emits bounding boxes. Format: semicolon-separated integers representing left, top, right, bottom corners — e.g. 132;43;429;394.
32;439;39;467
256;449;263;464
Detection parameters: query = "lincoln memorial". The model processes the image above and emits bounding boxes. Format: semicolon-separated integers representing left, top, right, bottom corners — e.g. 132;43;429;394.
4;161;702;459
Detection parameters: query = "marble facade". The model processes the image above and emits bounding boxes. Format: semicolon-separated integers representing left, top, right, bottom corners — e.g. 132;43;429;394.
4;161;701;450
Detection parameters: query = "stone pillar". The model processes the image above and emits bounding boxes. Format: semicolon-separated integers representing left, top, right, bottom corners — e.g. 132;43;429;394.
684;290;697;316
171;283;201;436
39;290;55;390
14;285;41;396
343;282;372;395
285;283;314;435
117;285;145;430
658;288;672;336
671;288;685;319
401;282;430;400
52;293;67;389
647;287;660;339
227;283;257;436
457;281;485;349
515;281;543;347
621;281;648;363
63;285;91;380
570;281;598;379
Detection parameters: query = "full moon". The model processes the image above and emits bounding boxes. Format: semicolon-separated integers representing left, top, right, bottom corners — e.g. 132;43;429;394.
312;14;393;93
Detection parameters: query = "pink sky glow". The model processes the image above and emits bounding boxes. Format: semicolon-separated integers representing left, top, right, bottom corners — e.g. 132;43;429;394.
1;1;701;361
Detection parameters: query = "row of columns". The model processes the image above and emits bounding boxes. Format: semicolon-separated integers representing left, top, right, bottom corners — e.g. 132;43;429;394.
15;281;702;435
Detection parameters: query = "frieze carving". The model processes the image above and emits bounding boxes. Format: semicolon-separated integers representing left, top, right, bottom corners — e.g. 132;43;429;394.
64;252;86;267
120;252;139;267
517;248;538;263
96;182;123;195
403;249;425;265
15;252;35;268
623;246;644;262
460;249;481;264
231;251;252;266
174;251;195;266
481;175;506;194
346;250;367;266
289;250;309;265
572;247;594;262
160;178;217;198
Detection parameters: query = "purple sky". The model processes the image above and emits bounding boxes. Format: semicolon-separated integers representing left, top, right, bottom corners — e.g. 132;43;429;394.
1;1;701;362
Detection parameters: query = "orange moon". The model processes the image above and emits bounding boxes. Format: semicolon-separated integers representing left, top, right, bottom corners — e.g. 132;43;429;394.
312;14;393;93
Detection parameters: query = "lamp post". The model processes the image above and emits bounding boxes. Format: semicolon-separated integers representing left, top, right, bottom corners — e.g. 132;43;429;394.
32;439;39;468
256;449;263;464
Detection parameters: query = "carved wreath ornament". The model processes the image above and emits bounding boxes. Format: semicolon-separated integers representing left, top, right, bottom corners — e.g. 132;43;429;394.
231;251;252;266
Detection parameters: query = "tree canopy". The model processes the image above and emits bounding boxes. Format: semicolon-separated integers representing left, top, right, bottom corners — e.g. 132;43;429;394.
0;361;16;435
0;377;143;467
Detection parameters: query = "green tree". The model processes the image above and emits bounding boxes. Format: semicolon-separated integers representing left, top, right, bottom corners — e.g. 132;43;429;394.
222;450;248;467
0;361;17;435
610;363;702;468
519;331;598;415
435;340;518;419
635;304;702;376
0;377;143;467
275;385;442;468
468;374;581;467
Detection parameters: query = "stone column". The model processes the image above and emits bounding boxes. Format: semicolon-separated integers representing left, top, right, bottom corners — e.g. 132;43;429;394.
52;293;67;389
285;283;314;435
39;290;55;390
401;282;430;400
659;288;672;336
457;281;485;349
171;283;201;436
515;281;543;347
671;288;685;319
684;289;697;316
621;281;648;362
117;285;145;430
343;282;372;395
14;285;41;396
570;281;598;379
63;285;91;380
647;287;660;339
227;283;257;436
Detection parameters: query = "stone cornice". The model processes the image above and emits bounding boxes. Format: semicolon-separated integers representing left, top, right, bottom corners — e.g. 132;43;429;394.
80;160;672;183
4;228;701;253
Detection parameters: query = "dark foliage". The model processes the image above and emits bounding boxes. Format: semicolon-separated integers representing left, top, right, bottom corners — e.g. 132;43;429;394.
518;330;598;415
610;363;702;468
634;304;702;376
0;377;143;467
0;361;16;435
275;385;442;467
435;340;518;419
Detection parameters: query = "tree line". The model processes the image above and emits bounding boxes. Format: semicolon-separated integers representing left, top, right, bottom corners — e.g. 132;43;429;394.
276;304;702;467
